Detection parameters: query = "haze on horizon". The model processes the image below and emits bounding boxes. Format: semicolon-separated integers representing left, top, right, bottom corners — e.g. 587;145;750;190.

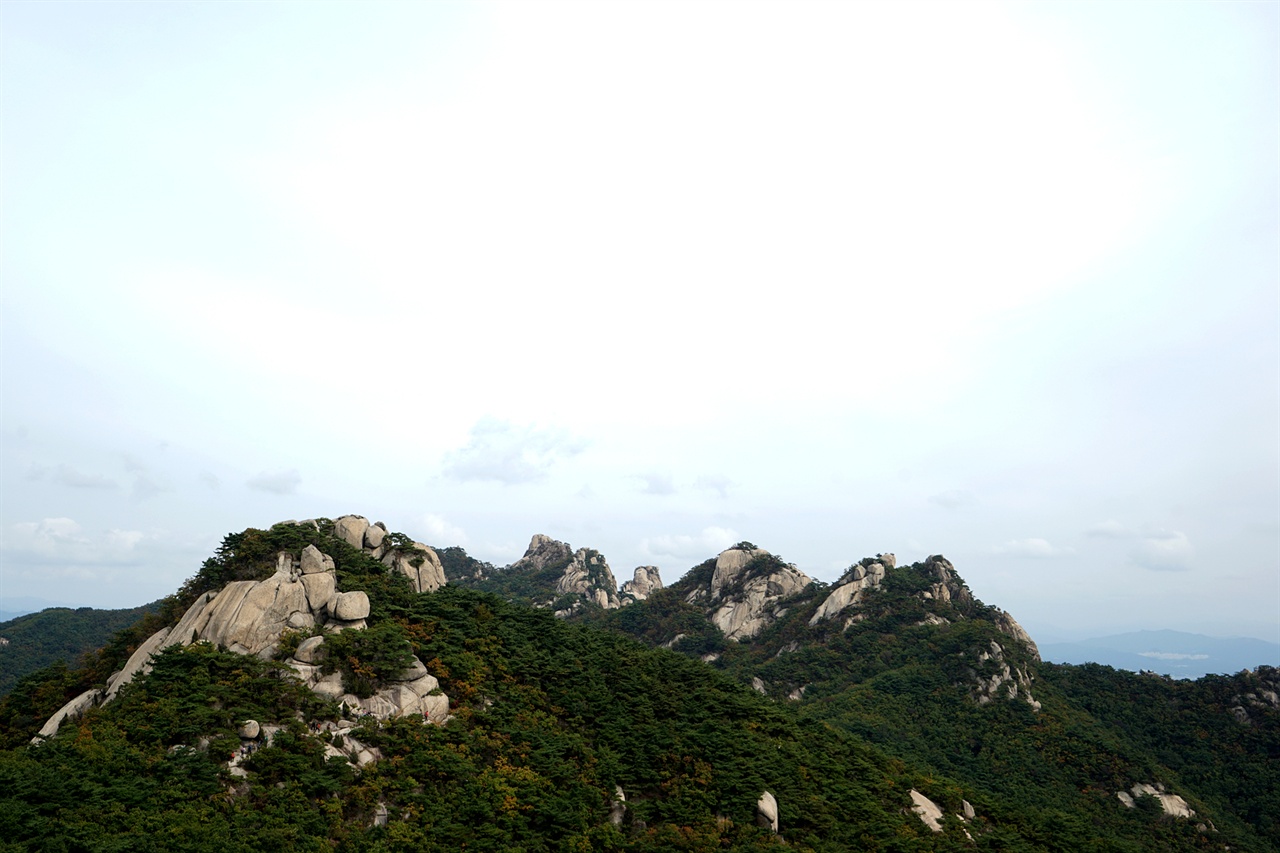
1;1;1276;645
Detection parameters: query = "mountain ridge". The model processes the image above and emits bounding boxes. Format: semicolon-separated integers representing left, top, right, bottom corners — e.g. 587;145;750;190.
2;513;1276;851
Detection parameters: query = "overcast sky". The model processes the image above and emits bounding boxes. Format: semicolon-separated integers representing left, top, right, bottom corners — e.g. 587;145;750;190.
2;1;1276;644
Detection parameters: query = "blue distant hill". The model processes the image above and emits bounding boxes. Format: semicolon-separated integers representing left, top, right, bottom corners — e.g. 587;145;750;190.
1039;629;1280;679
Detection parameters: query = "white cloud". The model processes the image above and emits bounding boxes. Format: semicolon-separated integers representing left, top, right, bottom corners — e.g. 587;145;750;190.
3;519;151;566
200;471;221;489
5;518;87;556
1130;530;1194;571
991;538;1075;558
1086;519;1131;538
637;472;676;496
442;419;587;485
641;526;739;561
695;475;732;498
54;465;118;489
421;513;467;546
246;469;301;495
929;490;978;509
131;473;168;500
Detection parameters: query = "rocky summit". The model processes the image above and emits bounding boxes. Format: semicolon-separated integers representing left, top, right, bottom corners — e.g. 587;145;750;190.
35;515;452;748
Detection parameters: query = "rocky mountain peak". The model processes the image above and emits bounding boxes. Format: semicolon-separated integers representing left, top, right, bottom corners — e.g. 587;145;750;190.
919;554;973;608
709;544;772;594
554;548;621;614
512;534;575;572
34;516;453;745
683;546;812;641
619;566;663;604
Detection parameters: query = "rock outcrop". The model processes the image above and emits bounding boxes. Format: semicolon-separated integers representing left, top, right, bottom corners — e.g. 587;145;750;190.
687;546;812;641
511;534;574;573
609;786;627;826
1117;782;1195;818
994;609;1040;662
34;518;451;742
506;535;660;616
555;548;620;611
35;688;102;740
909;789;945;833
1229;665;1279;724
297;648;449;723
757;791;779;833
619;566;663;603
968;639;1041;712
809;555;892;625
382;542;447;594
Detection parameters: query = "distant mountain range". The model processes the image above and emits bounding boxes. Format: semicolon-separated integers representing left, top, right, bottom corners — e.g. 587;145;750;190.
1039;630;1280;679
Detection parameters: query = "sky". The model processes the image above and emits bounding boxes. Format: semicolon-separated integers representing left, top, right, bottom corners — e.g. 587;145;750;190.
1;1;1276;645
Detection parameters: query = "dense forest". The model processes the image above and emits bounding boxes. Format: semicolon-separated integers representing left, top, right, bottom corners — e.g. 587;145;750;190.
0;518;1274;851
0;602;162;696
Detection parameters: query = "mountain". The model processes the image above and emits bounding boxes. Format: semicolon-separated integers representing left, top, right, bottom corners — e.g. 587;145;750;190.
0;602;163;695
1040;630;1280;679
1;515;1276;851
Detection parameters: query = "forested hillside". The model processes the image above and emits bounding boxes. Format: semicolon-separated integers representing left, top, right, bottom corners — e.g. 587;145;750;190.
0;602;162;696
1;518;1274;851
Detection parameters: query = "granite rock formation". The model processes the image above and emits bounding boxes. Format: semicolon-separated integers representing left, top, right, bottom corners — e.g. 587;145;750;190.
34;517;451;743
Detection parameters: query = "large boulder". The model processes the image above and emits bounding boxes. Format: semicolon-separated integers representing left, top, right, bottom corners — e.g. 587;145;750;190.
910;789;944;832
385;544;447;594
300;544;335;574
364;522;387;550
333;591;370;621
293;635;326;664
300;572;337;614
757;791;779;833
333;515;370;549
